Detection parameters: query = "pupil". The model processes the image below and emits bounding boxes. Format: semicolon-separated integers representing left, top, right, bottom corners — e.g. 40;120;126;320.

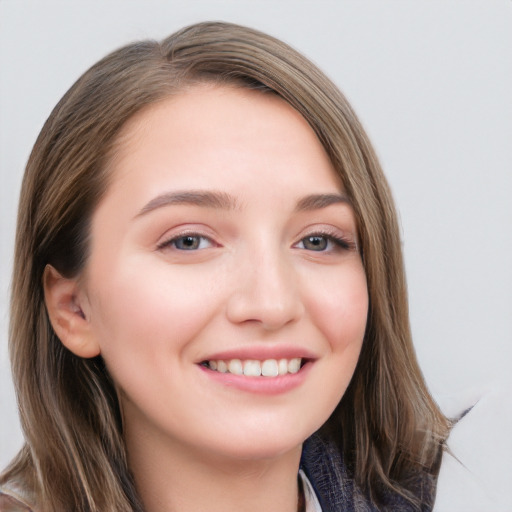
306;236;327;251
179;236;198;249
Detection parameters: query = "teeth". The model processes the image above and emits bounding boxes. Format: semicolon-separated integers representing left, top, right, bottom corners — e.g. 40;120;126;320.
288;358;301;374
206;357;303;377
228;359;243;375
261;359;279;377
243;360;261;377
278;358;288;375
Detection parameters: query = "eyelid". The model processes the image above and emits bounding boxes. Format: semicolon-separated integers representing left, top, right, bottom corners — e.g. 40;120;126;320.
156;227;219;251
294;226;359;252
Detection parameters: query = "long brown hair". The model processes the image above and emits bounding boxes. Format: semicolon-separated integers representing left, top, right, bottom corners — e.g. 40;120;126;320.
1;21;449;511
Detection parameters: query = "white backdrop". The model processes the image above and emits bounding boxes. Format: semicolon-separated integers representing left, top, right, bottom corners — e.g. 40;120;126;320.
1;1;511;509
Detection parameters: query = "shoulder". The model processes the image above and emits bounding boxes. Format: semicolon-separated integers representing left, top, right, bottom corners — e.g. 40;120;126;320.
0;490;34;512
0;481;37;512
301;432;438;512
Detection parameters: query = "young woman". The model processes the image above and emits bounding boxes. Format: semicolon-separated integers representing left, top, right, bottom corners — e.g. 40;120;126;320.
0;22;449;512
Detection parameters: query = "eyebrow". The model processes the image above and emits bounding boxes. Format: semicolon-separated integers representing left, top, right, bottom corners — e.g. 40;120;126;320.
294;193;351;211
136;190;351;218
136;190;240;217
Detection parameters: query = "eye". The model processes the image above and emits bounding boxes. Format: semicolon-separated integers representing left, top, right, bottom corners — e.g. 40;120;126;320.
295;233;352;252
159;234;213;251
301;235;329;251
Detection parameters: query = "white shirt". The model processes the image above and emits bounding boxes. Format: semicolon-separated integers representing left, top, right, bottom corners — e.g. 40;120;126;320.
299;469;323;512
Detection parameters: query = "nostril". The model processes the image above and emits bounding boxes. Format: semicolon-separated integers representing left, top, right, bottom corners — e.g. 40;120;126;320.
225;262;305;330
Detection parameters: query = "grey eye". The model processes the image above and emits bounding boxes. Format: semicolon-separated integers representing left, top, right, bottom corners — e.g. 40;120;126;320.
301;236;328;251
174;236;201;250
171;235;214;250
158;233;215;252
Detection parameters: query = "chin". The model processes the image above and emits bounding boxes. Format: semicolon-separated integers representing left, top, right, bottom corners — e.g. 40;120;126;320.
217;440;303;463
199;424;316;463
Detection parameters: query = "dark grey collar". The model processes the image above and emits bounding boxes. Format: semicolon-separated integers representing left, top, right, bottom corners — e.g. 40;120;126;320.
300;432;436;512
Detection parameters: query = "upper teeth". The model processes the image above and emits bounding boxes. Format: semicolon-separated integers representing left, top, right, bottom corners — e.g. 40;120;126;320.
207;358;302;377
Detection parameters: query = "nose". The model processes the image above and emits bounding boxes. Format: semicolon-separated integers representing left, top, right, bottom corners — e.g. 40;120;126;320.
226;245;305;331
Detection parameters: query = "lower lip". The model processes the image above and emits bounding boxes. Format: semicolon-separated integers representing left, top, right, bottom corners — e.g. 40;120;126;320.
198;362;313;395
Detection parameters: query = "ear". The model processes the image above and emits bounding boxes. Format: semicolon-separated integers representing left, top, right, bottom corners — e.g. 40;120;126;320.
43;264;101;358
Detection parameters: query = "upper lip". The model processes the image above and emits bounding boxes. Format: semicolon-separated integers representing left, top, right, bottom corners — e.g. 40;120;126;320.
197;345;318;363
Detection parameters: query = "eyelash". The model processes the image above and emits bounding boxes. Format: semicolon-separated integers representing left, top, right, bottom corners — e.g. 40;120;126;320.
157;230;356;253
294;230;356;253
157;233;215;251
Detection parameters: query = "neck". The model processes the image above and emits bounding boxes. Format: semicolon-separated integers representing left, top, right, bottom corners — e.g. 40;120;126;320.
125;424;303;512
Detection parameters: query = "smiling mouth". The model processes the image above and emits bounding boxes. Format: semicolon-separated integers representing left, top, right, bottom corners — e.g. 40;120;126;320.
200;358;307;377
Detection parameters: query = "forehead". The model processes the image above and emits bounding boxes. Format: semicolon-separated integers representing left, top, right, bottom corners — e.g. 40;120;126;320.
103;84;343;204
116;84;335;159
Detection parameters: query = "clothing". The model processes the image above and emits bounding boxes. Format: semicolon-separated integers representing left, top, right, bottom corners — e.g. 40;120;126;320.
0;481;34;512
300;469;323;512
300;432;438;512
0;432;437;512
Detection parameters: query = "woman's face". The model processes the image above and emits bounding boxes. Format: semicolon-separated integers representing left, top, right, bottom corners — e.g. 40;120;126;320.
80;85;368;461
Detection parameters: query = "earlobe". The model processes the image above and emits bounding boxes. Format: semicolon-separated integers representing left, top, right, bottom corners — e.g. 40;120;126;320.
43;265;101;358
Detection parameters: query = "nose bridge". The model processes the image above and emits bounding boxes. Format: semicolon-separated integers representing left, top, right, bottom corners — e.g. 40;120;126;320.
226;235;303;330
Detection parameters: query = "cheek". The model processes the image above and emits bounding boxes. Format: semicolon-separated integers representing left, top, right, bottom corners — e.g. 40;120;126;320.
85;256;223;364
296;262;368;429
304;262;368;353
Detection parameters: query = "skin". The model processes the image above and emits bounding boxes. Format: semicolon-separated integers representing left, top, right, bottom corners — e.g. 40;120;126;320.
46;85;368;512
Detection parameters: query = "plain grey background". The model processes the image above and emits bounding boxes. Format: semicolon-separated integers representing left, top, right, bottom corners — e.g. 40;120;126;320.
1;1;511;509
